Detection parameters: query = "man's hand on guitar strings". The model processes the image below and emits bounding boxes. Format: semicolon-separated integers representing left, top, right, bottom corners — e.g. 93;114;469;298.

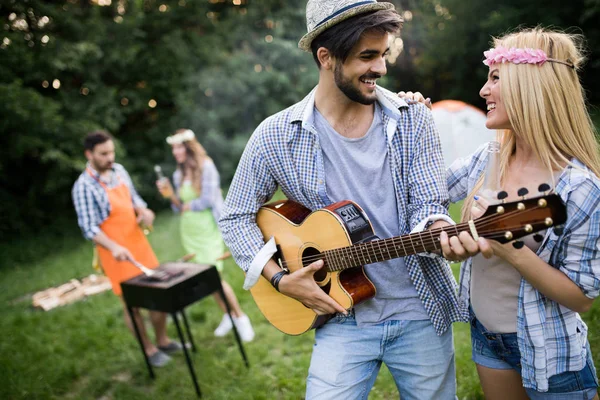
278;259;348;316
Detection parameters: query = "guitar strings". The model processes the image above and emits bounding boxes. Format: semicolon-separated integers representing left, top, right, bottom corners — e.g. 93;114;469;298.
279;203;552;269
329;202;546;258
281;205;529;267
280;221;539;270
321;206;546;270
281;219;529;269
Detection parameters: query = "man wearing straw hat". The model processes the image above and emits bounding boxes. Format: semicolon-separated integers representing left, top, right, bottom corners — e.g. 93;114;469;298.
220;1;460;398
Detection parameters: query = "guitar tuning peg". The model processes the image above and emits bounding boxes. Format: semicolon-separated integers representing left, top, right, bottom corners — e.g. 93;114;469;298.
538;183;551;193
533;234;544;243
497;191;508;203
512;241;525;249
554;226;564;236
517;187;529;199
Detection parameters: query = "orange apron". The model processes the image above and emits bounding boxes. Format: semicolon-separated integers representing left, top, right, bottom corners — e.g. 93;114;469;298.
88;169;159;295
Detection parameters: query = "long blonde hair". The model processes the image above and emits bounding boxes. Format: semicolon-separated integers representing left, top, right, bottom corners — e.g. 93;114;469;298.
462;27;600;221
172;129;211;196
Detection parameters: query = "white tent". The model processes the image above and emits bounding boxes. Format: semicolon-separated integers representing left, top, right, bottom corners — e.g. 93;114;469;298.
431;100;496;167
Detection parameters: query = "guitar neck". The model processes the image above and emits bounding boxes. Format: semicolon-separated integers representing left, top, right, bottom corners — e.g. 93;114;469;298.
324;223;468;272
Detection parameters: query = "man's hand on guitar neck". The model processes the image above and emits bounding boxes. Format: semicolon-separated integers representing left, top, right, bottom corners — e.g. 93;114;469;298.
263;259;348;316
430;219;493;263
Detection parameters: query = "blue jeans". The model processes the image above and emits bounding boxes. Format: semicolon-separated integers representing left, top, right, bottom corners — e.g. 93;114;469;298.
306;312;456;399
470;313;598;399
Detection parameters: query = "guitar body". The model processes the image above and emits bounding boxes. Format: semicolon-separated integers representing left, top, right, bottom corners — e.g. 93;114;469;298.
252;200;377;335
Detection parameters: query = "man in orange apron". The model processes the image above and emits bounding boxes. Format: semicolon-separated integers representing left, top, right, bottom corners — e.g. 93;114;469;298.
72;130;181;367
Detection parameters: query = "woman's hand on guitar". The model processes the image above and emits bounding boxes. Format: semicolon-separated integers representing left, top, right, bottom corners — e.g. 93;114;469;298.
485;239;526;264
279;260;348;316
471;195;489;219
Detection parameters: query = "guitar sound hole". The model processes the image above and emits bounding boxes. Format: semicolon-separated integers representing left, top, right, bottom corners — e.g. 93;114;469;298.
302;247;327;283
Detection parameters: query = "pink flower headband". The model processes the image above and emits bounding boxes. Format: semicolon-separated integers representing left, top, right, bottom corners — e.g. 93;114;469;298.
483;46;574;68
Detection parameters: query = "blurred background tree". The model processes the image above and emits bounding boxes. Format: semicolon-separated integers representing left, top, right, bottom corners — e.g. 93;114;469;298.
1;0;598;245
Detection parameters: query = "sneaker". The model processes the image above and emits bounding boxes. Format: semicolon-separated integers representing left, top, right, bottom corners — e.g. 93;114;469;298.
233;314;255;342
148;350;171;367
214;314;233;337
158;341;190;355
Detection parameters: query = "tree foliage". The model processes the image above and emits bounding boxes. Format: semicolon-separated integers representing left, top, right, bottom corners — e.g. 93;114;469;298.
393;0;600;107
1;0;598;241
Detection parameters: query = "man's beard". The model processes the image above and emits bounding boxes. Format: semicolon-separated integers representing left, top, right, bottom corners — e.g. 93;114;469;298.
92;159;113;172
334;63;379;105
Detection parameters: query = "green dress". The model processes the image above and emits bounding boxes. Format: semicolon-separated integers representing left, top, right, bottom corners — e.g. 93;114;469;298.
178;181;224;271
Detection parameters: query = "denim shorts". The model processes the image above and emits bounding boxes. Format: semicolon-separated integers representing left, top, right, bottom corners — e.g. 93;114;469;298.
470;313;598;399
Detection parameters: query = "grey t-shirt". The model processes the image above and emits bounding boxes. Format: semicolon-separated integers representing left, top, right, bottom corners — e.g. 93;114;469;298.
313;104;428;325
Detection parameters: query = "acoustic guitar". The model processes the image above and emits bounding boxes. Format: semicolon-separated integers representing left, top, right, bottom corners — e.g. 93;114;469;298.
251;190;566;335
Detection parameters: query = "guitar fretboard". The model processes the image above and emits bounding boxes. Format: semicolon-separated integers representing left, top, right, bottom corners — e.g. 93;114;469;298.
323;223;468;271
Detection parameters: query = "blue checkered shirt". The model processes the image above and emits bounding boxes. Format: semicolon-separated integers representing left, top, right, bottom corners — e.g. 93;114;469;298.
219;86;464;335
72;163;147;240
447;144;600;391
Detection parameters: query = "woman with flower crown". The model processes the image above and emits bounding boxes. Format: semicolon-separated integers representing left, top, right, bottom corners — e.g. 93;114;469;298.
437;28;600;399
157;129;255;342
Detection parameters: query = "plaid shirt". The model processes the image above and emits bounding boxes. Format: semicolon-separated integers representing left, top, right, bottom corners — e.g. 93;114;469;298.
219;86;464;335
72;163;147;240
447;144;600;391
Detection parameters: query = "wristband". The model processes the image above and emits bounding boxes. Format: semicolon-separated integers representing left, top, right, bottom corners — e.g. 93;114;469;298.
270;270;289;292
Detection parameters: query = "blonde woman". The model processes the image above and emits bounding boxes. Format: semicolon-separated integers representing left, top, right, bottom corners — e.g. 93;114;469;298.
157;129;255;342
441;28;600;399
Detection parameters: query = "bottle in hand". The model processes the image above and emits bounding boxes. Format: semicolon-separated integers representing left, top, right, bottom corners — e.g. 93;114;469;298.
155;165;173;198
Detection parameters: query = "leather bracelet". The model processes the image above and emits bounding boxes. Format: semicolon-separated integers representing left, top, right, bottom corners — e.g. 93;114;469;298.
270;270;289;292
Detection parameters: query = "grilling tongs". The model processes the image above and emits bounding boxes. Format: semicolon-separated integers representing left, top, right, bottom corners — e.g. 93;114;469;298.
127;257;156;277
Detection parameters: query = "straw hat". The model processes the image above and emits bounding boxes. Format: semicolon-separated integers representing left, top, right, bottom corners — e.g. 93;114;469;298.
298;0;396;52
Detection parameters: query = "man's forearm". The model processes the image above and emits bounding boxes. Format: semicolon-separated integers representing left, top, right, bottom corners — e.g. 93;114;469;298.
133;205;147;215
429;220;451;230
92;230;119;252
427;220;452;256
262;258;284;281
93;231;132;261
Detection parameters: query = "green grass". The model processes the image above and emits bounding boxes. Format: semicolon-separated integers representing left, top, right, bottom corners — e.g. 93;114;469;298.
2;203;600;399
